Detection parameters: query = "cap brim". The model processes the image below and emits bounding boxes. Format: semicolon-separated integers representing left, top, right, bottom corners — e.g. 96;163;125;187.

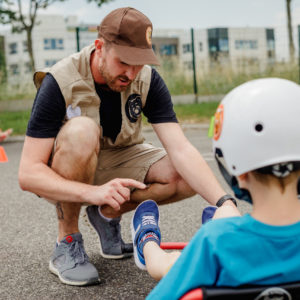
112;44;160;66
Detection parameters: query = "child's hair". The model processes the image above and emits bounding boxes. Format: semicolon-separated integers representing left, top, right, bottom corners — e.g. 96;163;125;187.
252;168;300;193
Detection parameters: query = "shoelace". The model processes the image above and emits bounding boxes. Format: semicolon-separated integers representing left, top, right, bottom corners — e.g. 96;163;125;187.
68;240;88;264
142;215;156;226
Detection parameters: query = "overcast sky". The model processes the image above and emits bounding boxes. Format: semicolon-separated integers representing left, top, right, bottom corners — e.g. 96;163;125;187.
37;0;300;29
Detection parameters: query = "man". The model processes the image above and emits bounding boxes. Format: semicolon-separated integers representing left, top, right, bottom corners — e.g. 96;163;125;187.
19;7;239;286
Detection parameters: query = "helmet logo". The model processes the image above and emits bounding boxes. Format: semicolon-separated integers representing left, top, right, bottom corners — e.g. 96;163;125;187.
214;104;224;141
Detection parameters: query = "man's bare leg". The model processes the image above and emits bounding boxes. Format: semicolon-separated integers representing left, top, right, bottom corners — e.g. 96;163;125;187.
101;155;196;218
50;117;100;240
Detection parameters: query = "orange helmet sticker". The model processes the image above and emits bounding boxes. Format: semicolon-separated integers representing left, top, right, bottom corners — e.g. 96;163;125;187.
146;26;152;46
213;104;224;141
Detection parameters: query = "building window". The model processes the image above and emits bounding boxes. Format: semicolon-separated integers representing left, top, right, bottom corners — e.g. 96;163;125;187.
10;64;19;75
235;40;258;50
44;38;64;50
267;39;275;51
182;43;191;53
183;61;193;70
24;62;32;73
219;38;229;51
45;60;58;67
23;41;28;52
159;44;177;56
9;42;17;54
199;42;203;52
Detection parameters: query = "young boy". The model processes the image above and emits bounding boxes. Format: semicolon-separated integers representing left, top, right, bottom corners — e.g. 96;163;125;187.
131;77;300;299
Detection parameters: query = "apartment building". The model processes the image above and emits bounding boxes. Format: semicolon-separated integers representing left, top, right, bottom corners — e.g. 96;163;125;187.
152;27;275;75
0;14;277;84
2;15;78;85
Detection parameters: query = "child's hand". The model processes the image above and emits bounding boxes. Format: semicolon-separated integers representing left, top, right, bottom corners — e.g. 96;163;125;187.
0;128;13;142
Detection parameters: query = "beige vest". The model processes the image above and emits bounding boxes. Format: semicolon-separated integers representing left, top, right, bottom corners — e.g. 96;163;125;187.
33;44;152;149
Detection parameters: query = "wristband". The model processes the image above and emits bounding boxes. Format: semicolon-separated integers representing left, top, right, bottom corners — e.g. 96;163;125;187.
216;194;237;207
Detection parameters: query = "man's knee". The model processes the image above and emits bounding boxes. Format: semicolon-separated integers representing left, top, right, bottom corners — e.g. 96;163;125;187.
56;116;100;159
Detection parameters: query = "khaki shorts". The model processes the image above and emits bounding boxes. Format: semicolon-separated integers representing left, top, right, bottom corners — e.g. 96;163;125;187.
94;143;166;185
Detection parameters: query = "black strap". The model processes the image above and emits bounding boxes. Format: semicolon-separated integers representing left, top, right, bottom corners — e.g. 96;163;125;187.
216;194;237;207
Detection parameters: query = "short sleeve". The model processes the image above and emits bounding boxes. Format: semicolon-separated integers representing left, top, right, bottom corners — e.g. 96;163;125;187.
143;69;178;124
26;73;66;138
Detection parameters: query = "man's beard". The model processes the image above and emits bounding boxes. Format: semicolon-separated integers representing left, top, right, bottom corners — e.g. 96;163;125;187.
99;59;132;92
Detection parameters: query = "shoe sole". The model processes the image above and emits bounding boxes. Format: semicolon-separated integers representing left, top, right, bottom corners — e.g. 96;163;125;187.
83;209;132;260
130;217;147;271
49;261;100;286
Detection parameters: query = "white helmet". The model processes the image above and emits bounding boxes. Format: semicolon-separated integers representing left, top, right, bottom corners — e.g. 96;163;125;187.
212;78;300;177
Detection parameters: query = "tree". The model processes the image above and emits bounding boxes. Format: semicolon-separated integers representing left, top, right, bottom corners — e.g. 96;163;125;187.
286;0;295;63
0;0;113;72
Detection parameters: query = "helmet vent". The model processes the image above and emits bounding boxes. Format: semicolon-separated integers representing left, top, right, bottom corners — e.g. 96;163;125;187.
255;123;264;132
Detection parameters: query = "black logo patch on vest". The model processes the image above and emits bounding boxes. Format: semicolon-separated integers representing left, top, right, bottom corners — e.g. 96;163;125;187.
125;94;142;123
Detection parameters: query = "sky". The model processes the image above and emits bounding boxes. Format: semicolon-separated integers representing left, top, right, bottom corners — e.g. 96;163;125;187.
37;0;300;29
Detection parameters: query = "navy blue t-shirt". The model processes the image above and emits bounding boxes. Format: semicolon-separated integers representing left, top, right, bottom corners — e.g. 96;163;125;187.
27;68;177;142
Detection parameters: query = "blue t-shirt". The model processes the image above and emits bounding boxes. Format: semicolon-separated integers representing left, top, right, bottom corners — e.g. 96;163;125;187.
147;214;300;300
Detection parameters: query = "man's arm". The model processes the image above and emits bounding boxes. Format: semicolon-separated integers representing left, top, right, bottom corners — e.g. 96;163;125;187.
152;122;239;212
19;136;146;210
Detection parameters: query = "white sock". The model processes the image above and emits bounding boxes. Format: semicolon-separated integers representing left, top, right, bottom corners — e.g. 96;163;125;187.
98;206;113;221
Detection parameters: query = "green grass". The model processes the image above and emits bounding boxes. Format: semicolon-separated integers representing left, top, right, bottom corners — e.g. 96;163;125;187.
0;110;31;135
0;103;218;136
173;102;218;123
0;82;36;101
158;61;300;96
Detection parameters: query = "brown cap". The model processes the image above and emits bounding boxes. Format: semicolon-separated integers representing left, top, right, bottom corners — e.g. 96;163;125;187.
98;7;159;66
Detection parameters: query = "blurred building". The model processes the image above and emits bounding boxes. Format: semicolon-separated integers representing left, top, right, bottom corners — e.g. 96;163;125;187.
152;27;275;75
0;14;284;84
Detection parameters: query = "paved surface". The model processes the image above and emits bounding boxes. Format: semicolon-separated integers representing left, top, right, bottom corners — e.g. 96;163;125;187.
0;125;251;300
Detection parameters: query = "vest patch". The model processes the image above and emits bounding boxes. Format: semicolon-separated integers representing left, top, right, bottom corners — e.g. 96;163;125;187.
125;94;142;123
67;105;81;119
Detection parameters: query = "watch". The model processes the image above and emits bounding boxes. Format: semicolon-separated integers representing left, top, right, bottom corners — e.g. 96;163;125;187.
216;194;237;207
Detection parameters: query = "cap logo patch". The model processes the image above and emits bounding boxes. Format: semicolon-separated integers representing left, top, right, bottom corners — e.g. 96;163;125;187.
146;26;152;46
213;104;224;141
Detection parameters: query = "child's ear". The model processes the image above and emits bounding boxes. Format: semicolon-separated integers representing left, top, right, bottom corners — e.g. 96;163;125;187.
237;173;249;184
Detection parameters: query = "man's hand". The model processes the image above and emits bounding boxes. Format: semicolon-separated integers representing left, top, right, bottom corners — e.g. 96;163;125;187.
213;201;241;220
86;178;146;210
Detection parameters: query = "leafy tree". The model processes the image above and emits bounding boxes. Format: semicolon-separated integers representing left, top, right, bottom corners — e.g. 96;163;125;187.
0;0;113;72
286;0;295;63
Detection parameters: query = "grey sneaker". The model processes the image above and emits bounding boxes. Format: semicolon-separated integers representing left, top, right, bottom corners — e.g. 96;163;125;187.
49;232;100;286
86;205;133;259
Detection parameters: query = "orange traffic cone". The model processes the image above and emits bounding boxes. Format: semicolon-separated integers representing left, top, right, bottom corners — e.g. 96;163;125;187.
0;146;8;162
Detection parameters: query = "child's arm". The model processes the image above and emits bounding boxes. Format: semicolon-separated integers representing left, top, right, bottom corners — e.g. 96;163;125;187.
144;241;181;280
146;227;219;300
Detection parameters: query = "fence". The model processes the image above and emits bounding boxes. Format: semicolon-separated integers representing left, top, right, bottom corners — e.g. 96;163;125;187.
1;19;300;102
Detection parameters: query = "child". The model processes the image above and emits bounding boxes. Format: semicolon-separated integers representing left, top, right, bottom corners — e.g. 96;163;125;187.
131;78;300;299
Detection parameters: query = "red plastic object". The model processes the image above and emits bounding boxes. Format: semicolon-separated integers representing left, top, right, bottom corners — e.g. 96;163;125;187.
0;146;8;162
180;288;203;300
160;242;188;250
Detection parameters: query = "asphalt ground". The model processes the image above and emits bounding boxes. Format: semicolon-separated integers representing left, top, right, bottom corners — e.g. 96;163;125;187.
0;124;252;300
